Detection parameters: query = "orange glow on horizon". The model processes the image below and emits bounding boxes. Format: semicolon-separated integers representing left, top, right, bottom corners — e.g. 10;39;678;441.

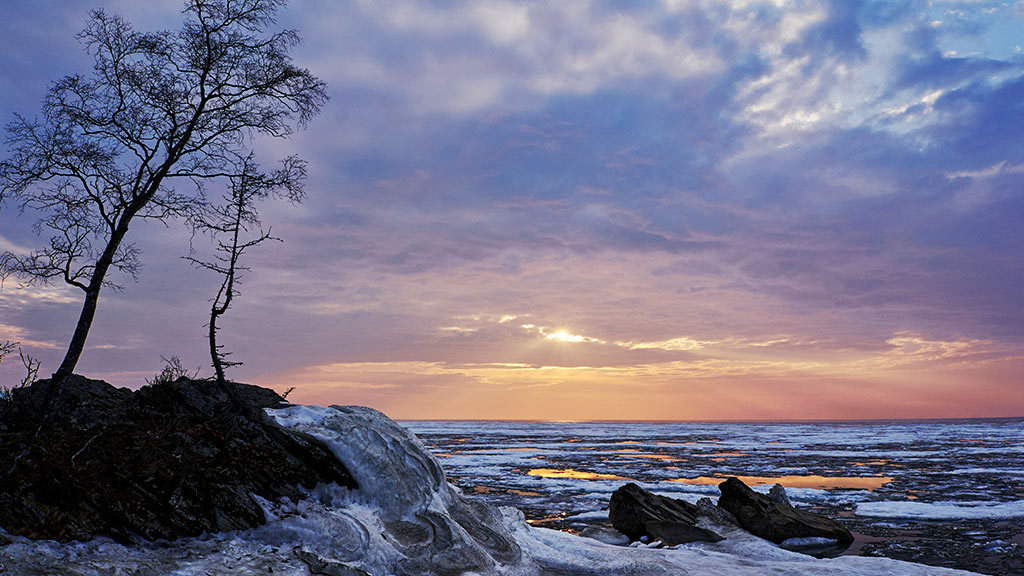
251;330;1024;421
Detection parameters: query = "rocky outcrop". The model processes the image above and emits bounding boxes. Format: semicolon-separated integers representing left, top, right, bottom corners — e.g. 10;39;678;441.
609;482;724;545
270;405;527;576
0;376;355;542
717;477;853;547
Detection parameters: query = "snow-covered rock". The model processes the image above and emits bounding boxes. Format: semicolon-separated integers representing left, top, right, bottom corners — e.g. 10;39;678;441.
0;405;984;576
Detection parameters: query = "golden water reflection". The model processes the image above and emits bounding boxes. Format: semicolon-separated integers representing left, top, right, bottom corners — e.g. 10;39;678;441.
509;489;543;497
671;474;893;491
528;468;635;481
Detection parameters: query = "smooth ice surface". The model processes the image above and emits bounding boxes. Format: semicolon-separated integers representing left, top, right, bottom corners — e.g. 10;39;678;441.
0;407;990;576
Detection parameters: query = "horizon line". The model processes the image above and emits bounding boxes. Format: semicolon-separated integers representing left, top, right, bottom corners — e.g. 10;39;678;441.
396;415;1024;424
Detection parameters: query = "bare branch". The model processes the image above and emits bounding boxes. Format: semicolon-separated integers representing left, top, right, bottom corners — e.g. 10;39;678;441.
0;340;17;362
18;348;41;388
0;341;41;398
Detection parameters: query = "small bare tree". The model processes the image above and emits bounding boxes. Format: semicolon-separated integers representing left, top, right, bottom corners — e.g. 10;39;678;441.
145;355;200;386
0;340;41;400
186;154;303;387
0;0;326;383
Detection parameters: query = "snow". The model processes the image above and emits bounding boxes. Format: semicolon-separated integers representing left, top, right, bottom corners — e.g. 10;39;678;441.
857;499;1024;520
0;405;989;576
514;523;979;576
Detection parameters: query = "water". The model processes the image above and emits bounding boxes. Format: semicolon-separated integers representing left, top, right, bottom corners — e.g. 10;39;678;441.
404;418;1024;575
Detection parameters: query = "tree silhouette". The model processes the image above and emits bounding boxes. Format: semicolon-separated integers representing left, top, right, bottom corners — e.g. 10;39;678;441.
186;153;303;388
0;0;325;382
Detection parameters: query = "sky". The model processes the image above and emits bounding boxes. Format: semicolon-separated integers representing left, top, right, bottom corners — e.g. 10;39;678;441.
1;0;1023;420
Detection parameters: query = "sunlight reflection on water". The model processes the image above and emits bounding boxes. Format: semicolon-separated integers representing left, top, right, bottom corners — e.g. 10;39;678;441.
528;468;635;481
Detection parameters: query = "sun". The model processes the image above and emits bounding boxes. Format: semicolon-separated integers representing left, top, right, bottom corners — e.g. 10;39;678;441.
545;330;586;343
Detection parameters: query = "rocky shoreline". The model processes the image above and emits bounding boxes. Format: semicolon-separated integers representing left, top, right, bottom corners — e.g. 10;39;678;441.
0;378;988;575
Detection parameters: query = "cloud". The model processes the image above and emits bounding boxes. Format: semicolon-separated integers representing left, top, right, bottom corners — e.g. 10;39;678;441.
620;336;718;352
293;0;728;115
945;160;1024;180
2;0;1023;418
0;323;59;350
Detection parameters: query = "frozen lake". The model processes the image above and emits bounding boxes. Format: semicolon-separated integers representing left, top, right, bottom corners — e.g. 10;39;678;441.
405;418;1024;575
4;408;1011;575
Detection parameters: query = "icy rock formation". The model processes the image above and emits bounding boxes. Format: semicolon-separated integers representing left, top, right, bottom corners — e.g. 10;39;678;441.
268;405;528;576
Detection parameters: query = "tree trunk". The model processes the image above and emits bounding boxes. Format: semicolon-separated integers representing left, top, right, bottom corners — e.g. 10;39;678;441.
53;287;102;381
53;213;136;381
209;303;225;385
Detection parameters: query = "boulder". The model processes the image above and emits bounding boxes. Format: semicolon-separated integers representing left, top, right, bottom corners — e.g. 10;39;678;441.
717;477;853;547
609;483;724;545
0;375;356;542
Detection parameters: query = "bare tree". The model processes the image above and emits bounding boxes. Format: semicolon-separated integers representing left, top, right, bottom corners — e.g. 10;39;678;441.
186;153;303;387
0;0;326;382
0;340;40;399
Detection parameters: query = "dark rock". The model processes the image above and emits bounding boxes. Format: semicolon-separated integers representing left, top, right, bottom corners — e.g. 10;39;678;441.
646;519;725;545
609;483;724;545
610;483;697;539
0;375;357;542
717;477;853;547
768;483;791;506
696;496;738;527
